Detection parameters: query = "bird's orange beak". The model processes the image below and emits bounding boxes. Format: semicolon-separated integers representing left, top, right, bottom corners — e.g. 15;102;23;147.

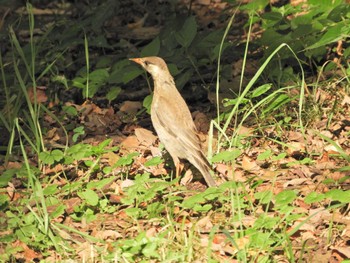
129;58;142;65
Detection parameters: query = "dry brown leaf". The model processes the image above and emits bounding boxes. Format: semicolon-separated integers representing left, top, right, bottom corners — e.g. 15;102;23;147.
150;145;162;157
181;169;193;185
200;234;223;251
242;155;259;171
76;242;97;261
331;246;350;259
120;179;134;189
260;170;280;180
64;197;81;214
102;151;120;167
109;194;123;204
196;215;213;232
283;178;308;187
146;227;158;238
27;86;48;104
236;125;254;137
193;111;210;133
119;101;142;115
43;163;64;174
288;131;304;141
135;128;157;147
285;141;306;156
12;240;41;262
121;135;141;151
341;94;350;105
94;230;123;240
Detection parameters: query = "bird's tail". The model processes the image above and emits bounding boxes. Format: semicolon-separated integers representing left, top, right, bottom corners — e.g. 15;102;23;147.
192;152;217;187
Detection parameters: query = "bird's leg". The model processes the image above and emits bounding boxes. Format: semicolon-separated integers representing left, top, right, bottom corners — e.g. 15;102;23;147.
175;162;184;178
172;156;184;184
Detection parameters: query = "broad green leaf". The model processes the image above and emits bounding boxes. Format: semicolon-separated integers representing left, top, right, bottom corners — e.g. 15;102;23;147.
251;84;272;98
62;105;78;116
304;192;325;204
306;22;350;50
257;150;272;161
43;184;58;195
90;68;109;82
39;149;64;165
106;86;122;102
87;176;117;190
0;169;16;187
175;16;197;48
143;94;153;114
144;156;163;167
275;190;297;206
254;190;273;204
325;189;350;203
141;37;160;57
212;149;241;162
78;189;99;206
263;94;290;113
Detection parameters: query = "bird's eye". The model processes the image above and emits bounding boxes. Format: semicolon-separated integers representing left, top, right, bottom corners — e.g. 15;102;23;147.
144;61;150;66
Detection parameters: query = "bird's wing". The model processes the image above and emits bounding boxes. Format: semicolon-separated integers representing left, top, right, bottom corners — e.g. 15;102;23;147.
152;93;203;153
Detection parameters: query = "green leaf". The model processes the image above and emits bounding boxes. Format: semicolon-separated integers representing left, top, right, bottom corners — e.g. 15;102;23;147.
144;156;163;167
254;190;273;204
43;184;58;195
109;61;143;84
182;194;206;209
124;207;143;218
212;149;241;162
306;22;350;50
175;69;193;89
122;68;144;84
115;152;140;167
90;68;109;83
175;16;197;48
72;76;85;89
106;86;122;102
143;94;153;114
0;169;16;187
39;149;64;165
325;189;350;203
141;37;160;57
96;56;113;68
257;150;272;161
142;241;160;258
263;94;290;114
62;105;78;116
251;84;272;98
271;153;287;161
0;194;9;206
78;189;99;206
275;190;297;206
254;214;280;229
304;192;325;204
72;126;85;143
87;176;116;190
240;0;269;11
50;204;66;219
65;143;93;163
261;12;283;21
193;203;213;212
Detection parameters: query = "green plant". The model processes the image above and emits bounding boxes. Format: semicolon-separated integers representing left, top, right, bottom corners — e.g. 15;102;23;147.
246;0;350;81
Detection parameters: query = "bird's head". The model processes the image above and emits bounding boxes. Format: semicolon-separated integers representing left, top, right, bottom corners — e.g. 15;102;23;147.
130;56;170;80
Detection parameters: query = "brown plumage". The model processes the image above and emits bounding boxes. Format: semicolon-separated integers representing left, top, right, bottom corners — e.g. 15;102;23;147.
130;56;216;187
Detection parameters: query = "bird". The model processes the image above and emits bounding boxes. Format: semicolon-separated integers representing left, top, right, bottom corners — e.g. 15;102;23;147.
129;56;217;187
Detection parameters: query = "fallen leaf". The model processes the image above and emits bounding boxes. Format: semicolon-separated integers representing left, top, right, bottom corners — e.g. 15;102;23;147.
242;155;259;171
27;86;48;104
135;128;157;147
119;101;142;115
